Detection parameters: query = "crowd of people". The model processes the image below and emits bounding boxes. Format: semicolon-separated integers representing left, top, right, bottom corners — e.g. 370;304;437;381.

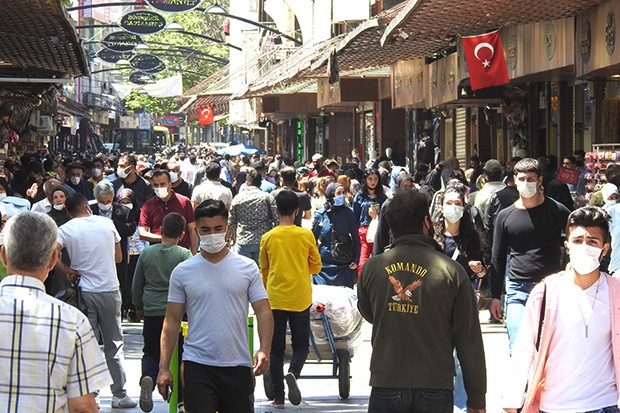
0;145;619;413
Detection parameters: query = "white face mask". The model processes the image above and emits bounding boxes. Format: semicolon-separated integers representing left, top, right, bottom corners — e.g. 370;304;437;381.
154;187;169;199
516;181;538;198
53;203;64;211
605;198;617;207
117;166;130;179
122;203;133;211
70;176;81;186
333;194;346;206
169;172;179;183
98;202;112;212
92;168;102;178
199;233;227;254
569;243;603;275
443;204;464;223
0;193;7;202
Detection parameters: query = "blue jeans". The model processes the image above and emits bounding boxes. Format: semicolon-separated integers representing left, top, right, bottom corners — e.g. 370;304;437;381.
269;308;310;400
541;407;619;413
368;388;453;413
505;280;536;351
236;243;260;266
453;352;466;413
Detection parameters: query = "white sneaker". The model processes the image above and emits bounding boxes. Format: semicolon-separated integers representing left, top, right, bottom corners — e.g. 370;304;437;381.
139;376;154;412
111;395;138;409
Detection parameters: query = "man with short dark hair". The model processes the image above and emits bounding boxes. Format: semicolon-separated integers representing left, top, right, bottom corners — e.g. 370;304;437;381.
139;169;197;254
470;159;505;223
191;162;233;210
0;211;112;412
113;154;154;212
157;199;273;413
490;158;570;350
167;161;192;199
229;168;277;265
270;167;311;226
239;161;276;193
133;212;192;412
65;163;94;200
357;190;486;413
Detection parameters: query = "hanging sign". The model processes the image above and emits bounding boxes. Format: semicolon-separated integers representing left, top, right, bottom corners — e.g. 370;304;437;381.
119;10;167;35
129;72;153;85
130;54;166;73
97;49;134;64
145;0;202;13
101;32;142;53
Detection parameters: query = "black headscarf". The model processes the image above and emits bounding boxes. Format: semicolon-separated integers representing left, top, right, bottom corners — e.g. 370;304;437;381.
324;182;343;213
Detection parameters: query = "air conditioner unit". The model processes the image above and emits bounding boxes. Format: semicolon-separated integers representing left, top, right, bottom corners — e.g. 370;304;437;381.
29;109;40;128
39;116;53;131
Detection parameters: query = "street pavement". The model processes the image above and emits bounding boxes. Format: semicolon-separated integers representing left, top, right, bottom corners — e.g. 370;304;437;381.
96;310;509;413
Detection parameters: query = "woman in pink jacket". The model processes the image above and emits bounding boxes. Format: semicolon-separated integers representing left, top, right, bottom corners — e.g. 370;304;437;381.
503;206;620;413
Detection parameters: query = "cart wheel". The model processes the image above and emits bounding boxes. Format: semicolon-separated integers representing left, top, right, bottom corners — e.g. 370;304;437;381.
337;349;350;399
263;370;274;400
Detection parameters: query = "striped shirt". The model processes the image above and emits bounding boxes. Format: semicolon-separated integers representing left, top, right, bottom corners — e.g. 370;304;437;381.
0;275;112;412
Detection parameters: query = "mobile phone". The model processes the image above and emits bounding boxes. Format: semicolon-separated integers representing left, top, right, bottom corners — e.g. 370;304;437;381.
166;385;172;402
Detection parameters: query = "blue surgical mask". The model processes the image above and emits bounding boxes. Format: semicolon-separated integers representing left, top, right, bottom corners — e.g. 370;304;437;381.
333;194;346;206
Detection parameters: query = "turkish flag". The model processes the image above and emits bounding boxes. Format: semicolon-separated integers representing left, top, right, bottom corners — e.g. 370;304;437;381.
198;105;214;126
462;30;509;91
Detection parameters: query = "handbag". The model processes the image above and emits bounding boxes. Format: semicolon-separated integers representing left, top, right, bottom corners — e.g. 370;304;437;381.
330;228;353;263
55;279;88;315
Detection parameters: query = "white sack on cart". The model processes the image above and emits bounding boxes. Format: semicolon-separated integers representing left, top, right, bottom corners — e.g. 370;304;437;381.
310;284;362;339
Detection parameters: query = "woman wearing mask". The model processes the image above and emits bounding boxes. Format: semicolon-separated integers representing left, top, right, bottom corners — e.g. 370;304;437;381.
352;170;388;274
312;182;360;288
433;181;487;413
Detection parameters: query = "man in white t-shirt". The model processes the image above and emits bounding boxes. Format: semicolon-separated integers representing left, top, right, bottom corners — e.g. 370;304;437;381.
157;199;273;413
55;193;138;409
191;162;233;210
503;206;620;413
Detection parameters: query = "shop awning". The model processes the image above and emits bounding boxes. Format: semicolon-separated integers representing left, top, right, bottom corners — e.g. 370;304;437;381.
184;94;232;122
380;0;602;48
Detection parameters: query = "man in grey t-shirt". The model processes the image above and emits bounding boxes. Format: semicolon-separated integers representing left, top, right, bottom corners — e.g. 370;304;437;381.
157;199;273;413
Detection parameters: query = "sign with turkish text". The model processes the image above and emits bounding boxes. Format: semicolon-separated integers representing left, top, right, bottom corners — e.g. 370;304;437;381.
119;10;167;35
97;49;134;64
462;30;510;90
130;54;165;73
129;71;153;85
101;32;142;53
159;115;179;127
557;167;580;186
145;0;201;13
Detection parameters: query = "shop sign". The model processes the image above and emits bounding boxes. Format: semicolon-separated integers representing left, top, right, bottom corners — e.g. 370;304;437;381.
581;20;591;63
129;71;153;85
101;32;142;52
544;21;556;61
416;62;424;92
97;49;134;64
394;71;402;96
506;33;518;70
159;115;179;127
145;0;202;13
405;67;412;95
606;10;616;56
448;62;456;93
119;10;167;35
130;54;165;73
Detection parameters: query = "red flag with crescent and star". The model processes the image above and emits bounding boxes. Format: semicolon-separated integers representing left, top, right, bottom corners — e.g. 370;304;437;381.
461;30;509;91
198;105;214;126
